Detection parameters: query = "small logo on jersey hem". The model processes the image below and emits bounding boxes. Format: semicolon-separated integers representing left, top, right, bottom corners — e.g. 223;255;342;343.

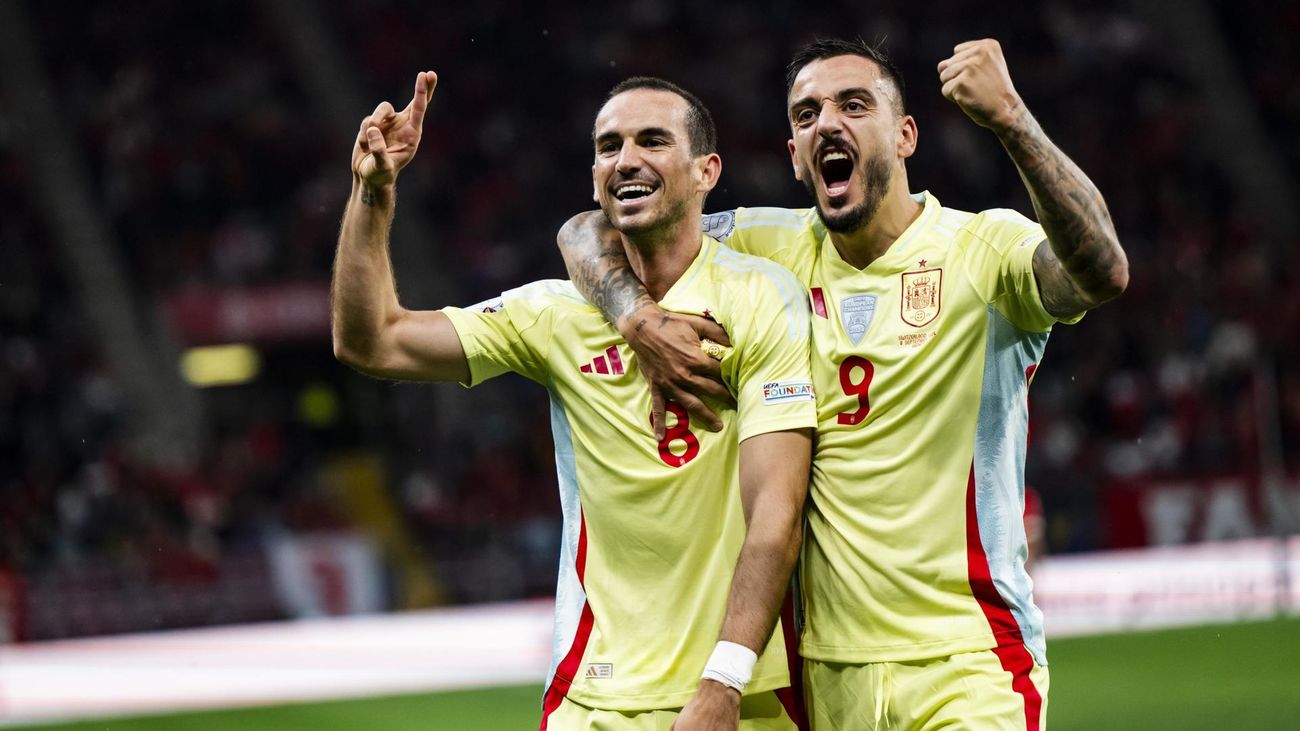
584;663;613;679
580;346;625;376
901;268;941;327
762;380;815;404
840;294;878;345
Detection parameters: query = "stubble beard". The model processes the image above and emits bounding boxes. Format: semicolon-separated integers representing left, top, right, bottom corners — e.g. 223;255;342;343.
605;191;690;243
803;151;893;234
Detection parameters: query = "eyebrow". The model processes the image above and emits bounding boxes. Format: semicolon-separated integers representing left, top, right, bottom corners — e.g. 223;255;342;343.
593;126;678;147
788;87;878;114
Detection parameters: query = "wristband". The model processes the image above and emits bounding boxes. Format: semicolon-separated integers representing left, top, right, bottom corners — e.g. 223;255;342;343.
700;640;758;693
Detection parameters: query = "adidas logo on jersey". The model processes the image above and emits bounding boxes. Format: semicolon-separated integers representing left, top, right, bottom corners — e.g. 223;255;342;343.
583;663;613;679
579;346;625;376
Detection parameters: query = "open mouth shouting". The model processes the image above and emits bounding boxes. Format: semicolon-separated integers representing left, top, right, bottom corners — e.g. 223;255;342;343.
818;147;855;202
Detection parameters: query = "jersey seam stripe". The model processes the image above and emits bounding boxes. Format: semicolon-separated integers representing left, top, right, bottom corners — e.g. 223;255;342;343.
539;513;594;730
739;207;808;221
735;220;807;232
965;466;1043;731
711;246;805;341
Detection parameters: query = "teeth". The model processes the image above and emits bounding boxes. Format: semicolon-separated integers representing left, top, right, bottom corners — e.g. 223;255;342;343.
822;151;849;163
616;184;654;199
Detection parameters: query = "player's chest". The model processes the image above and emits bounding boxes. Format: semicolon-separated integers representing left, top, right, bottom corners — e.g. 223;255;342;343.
804;250;986;423
549;323;735;468
809;251;982;352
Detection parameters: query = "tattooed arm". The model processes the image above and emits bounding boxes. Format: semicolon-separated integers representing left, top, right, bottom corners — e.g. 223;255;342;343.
558;212;732;438
938;39;1129;318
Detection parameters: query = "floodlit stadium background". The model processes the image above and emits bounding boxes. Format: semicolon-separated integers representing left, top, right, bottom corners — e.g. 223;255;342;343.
1;0;1297;727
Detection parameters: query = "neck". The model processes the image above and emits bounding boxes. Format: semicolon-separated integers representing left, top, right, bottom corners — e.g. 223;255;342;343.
622;213;703;301
828;173;922;270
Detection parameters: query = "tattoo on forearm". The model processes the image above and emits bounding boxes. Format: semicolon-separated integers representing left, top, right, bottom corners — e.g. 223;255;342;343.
360;187;378;207
999;110;1125;316
565;219;654;326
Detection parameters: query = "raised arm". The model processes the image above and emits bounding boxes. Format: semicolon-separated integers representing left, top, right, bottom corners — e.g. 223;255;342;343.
674;428;812;731
332;71;469;383
938;39;1129;319
558;212;733;438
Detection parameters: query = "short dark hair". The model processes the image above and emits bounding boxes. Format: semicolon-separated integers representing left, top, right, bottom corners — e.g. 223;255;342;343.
601;76;718;156
785;38;906;115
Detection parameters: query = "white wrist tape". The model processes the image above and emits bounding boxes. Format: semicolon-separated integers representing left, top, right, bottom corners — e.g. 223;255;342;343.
701;641;758;693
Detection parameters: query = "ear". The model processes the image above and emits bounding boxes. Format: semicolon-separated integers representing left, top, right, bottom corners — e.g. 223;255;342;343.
788;138;803;181
695;152;722;194
897;115;918;160
592;163;599;204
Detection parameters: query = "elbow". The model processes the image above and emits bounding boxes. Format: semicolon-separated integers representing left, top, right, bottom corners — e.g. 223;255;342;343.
1074;236;1129;310
1110;247;1130;297
332;324;380;373
557;210;606;252
1092;242;1130;306
332;334;366;370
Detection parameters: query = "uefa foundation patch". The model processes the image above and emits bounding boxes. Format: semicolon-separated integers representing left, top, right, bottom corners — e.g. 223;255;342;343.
762;380;815;404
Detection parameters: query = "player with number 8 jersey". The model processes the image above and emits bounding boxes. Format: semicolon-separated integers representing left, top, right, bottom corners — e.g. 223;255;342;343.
334;70;819;729
443;231;815;713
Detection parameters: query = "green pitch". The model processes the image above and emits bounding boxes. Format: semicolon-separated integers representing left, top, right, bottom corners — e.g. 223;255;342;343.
12;617;1300;730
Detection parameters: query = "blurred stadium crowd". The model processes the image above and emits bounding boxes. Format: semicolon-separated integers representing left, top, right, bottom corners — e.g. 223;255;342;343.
1;0;1297;640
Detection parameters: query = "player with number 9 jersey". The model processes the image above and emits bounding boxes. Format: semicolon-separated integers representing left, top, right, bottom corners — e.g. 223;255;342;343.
708;193;1071;671
442;234;816;716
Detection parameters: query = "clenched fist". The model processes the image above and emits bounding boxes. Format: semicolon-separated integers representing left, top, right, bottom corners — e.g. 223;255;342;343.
937;39;1024;132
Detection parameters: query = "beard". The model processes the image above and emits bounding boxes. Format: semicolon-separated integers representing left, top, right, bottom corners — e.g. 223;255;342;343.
802;151;892;234
604;189;689;240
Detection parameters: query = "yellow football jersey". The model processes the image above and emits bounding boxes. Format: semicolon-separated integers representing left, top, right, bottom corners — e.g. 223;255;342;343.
708;193;1074;667
442;236;816;714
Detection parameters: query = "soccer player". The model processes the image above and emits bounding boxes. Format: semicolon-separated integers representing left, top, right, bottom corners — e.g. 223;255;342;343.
556;39;1129;730
331;71;818;730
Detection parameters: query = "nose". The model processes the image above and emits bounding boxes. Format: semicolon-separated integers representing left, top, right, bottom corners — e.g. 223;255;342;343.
615;141;642;174
815;101;845;140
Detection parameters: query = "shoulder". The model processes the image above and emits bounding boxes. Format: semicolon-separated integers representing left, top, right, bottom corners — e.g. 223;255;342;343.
735;206;822;238
710;242;805;294
708;244;808;340
495;279;597;329
956;207;1043;253
501;278;588;305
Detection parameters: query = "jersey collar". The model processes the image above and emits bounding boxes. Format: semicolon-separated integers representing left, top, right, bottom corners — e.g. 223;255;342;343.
820;191;941;274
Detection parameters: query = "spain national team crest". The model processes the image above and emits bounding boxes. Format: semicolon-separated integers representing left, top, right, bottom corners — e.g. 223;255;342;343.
900;268;941;327
839;294;877;345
